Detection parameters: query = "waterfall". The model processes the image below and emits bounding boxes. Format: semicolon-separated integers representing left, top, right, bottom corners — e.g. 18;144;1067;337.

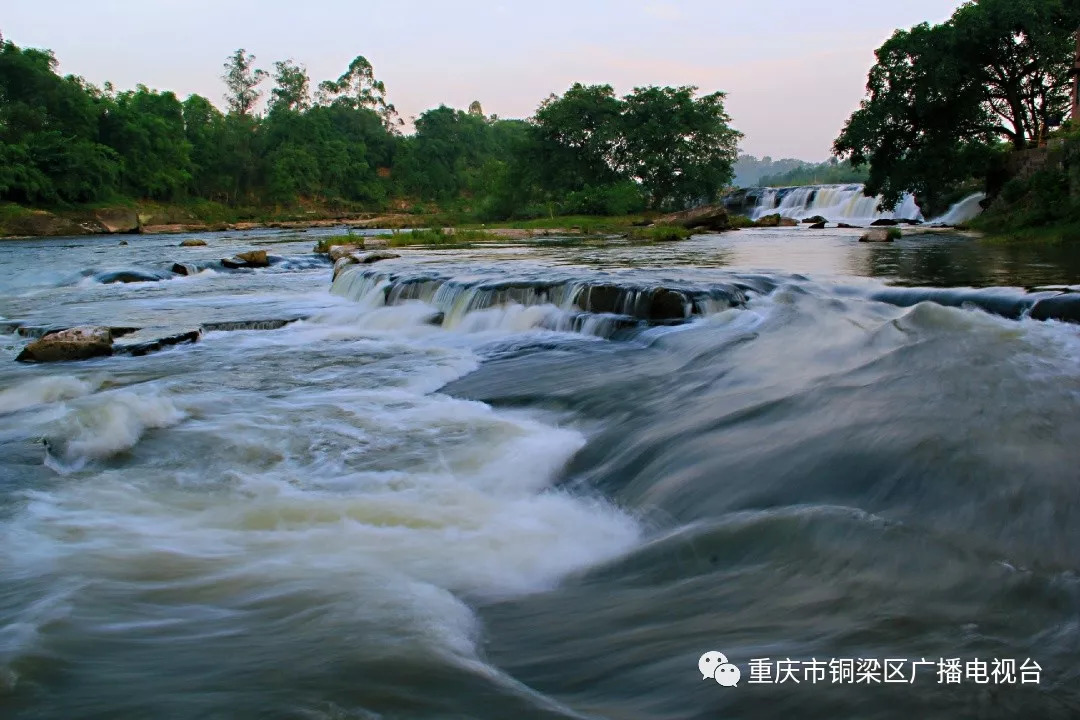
746;184;924;224
329;268;750;338
927;193;987;226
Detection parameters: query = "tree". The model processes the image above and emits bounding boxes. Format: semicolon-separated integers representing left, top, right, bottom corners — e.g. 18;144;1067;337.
222;49;267;117
269;60;310;114
532;83;624;193
835;0;1080;212
619;85;741;209
317;55;402;132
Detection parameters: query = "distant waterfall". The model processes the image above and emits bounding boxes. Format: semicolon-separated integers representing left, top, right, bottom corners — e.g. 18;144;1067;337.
742;184;924;224
927;193;987;226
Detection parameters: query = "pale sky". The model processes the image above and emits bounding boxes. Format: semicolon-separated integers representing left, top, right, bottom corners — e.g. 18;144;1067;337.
4;0;964;160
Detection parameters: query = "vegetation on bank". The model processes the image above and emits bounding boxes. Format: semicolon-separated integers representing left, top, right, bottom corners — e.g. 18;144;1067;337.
833;0;1079;221
0;32;742;231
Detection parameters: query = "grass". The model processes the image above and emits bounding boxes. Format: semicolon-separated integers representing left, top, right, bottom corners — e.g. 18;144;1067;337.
375;227;505;247
972;220;1080;245
626;226;693;242
474;214;648;233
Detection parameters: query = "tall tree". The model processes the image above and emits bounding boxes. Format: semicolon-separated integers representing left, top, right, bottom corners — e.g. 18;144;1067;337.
618;85;741;209
269;59;310;114
317;55;402;132
221;49;267;117
835;0;1080;212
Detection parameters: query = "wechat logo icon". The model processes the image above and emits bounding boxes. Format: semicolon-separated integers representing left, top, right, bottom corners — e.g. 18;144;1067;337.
699;651;741;687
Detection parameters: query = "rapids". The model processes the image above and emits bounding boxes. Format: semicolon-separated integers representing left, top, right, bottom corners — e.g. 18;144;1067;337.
1;225;1079;719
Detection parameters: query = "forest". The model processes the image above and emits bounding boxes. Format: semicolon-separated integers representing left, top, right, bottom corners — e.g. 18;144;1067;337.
0;37;741;221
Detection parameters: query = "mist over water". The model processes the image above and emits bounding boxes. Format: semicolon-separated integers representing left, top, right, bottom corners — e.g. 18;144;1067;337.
1;226;1079;719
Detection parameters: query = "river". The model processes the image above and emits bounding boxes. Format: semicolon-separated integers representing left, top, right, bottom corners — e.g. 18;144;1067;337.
1;225;1079;719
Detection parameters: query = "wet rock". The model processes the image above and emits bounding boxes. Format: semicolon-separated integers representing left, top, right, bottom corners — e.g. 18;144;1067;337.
16;327;114;363
359;251;400;264
756;214;781;227
171;262;200;276
93;207;140;234
654;204;730;231
329;244;361;261
838;223;860;229
803;215;827;224
870;218;899;226
95;269;169;284
808;221;827;229
650;289;691;321
118;240;129;246
179;239;208;247
860;229;896;243
114;329;201;357
1029;293;1080;324
201;318;305;332
778;217;798;227
222;250;269;269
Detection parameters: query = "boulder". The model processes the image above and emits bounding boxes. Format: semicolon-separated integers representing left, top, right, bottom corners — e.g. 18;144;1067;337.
870;218;899;226
179;239;208;247
329;244;361;261
118;240;129;246
859;228;897;243
778;217;798;227
16;326;114;363
221;250;269;269
171;262;199;276
802;215;827;224
756;214;781;227
654;204;730;231
93;207;140;234
838;223;860;229
808;221;827;229
114;329;201;357
364;237;391;249
2;210;85;237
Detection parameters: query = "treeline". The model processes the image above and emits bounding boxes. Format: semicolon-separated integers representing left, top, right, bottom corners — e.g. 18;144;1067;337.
758;159;867;188
834;0;1079;219
0;35;742;219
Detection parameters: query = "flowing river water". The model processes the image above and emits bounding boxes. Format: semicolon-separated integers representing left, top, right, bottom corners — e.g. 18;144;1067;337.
1;226;1080;719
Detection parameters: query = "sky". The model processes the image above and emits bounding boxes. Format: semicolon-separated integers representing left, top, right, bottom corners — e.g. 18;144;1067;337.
4;0;966;160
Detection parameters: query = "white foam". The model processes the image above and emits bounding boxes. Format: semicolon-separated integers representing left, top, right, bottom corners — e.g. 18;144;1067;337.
48;389;187;468
0;375;99;414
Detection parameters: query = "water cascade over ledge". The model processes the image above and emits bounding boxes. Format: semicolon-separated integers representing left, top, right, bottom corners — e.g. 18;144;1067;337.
727;183;924;224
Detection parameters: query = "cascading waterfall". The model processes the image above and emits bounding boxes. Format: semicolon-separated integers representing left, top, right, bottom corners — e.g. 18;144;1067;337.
330;267;750;338
927;192;987;226
749;183;924;223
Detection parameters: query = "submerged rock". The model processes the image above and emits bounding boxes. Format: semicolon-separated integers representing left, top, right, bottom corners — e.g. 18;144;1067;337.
838;223;861;229
870;218;899;227
16;327;114;363
859;228;896;243
222;250;269;269
95;269;168;284
808;221;827;229
179;239;208;247
171;262;200;276
114;329;201;357
1030;293;1080;324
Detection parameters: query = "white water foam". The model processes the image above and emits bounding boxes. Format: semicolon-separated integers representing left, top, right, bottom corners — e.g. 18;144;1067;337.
0;375;100;414
750;184;923;223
